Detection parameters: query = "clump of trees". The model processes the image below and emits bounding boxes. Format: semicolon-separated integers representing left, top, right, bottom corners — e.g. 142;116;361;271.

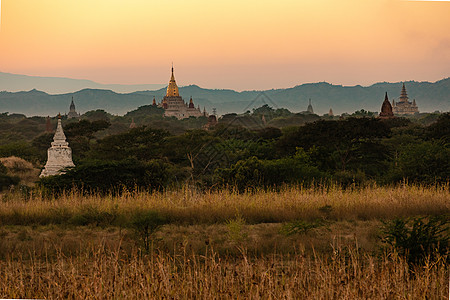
0;107;448;194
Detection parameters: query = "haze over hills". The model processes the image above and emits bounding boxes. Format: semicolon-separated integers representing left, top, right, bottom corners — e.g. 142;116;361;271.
0;72;449;116
0;72;165;94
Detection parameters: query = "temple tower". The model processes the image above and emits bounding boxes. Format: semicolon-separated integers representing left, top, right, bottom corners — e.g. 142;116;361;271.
67;97;80;119
307;99;314;114
40;115;75;177
379;92;394;119
392;83;419;115
160;65;203;119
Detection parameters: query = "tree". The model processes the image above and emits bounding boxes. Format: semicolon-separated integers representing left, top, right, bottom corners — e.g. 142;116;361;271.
38;158;173;194
90;127;168;162
427;112;450;143
396;141;450;184
276;118;391;176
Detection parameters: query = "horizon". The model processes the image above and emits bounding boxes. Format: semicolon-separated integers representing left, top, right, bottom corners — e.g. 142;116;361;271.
0;0;449;90
1;70;449;94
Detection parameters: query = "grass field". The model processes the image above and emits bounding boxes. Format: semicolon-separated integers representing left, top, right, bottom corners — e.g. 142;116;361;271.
0;185;449;298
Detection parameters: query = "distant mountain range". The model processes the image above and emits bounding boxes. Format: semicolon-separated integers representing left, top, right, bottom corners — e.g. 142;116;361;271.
0;72;449;116
0;72;165;94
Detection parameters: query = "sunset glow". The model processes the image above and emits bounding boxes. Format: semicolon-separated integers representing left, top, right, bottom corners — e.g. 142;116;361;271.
0;0;449;90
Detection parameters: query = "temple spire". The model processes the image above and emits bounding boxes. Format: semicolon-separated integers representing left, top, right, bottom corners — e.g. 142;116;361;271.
166;64;179;97
399;83;408;102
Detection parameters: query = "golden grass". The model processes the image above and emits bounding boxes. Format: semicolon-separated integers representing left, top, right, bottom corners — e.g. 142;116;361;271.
0;244;447;299
0;185;448;298
0;184;448;226
0;156;40;186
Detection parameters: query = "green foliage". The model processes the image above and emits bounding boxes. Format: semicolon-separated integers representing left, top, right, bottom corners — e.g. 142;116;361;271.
31;133;54;162
0;172;20;191
64;119;111;140
38;158;173;195
280;219;326;236
69;205;118;227
91;127;168;161
0;142;39;162
395;141;450;184
215;149;324;192
0;160;20;191
426;112;450;142
130;210;166;252
81;109;112;121
124;104;164;120
276;118;391;180
226;214;248;243
381;216;449;265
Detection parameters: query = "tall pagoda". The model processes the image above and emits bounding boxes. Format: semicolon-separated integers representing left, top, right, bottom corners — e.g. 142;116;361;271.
392;83;419;115
157;65;204;119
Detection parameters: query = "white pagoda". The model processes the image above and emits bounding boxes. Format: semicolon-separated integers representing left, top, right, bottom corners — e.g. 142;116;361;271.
40;115;75;177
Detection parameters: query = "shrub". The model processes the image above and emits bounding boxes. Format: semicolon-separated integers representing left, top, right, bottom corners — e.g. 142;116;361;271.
38;158;174;195
130;210;166;252
280;219;326;236
380;216;449;265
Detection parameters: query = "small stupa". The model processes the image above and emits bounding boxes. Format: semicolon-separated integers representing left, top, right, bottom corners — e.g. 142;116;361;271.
40;114;75;177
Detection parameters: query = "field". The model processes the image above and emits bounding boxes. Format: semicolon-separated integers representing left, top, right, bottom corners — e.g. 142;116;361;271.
0;185;449;298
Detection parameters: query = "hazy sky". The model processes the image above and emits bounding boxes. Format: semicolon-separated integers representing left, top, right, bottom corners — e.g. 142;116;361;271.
0;0;449;90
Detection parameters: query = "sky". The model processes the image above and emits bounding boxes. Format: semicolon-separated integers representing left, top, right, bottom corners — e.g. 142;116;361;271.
0;0;449;90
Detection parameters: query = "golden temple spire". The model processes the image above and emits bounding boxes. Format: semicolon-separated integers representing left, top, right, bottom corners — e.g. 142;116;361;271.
166;64;179;97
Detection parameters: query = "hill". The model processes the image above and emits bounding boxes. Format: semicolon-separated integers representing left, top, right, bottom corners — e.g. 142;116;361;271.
0;72;164;94
0;77;449;116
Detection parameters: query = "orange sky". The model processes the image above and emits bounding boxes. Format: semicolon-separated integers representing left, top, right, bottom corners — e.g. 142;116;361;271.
0;0;449;90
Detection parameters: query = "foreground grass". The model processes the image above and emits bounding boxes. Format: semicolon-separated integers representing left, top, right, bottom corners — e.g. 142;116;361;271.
1;244;448;299
0;184;449;226
0;185;448;298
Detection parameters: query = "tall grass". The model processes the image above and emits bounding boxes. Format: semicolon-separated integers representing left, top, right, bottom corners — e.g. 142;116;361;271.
0;184;448;226
0;244;447;299
0;184;448;298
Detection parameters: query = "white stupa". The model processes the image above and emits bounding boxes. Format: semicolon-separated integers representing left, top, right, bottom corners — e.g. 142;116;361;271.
40;115;75;177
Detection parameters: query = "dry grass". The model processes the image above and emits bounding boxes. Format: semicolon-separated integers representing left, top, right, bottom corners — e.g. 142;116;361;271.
0;221;381;259
0;185;448;298
0;156;40;186
0;184;448;226
0;243;447;299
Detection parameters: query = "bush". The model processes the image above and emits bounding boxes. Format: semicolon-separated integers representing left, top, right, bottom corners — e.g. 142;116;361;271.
280;219;326;236
38;158;174;195
130;210;166;252
380;216;449;265
214;149;325;192
0;173;20;191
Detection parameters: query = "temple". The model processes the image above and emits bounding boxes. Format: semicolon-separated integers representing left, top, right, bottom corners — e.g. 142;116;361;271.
40;115;75;177
392;83;419;115
67;97;80;119
157;66;205;119
379;92;394;119
307;99;314;114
